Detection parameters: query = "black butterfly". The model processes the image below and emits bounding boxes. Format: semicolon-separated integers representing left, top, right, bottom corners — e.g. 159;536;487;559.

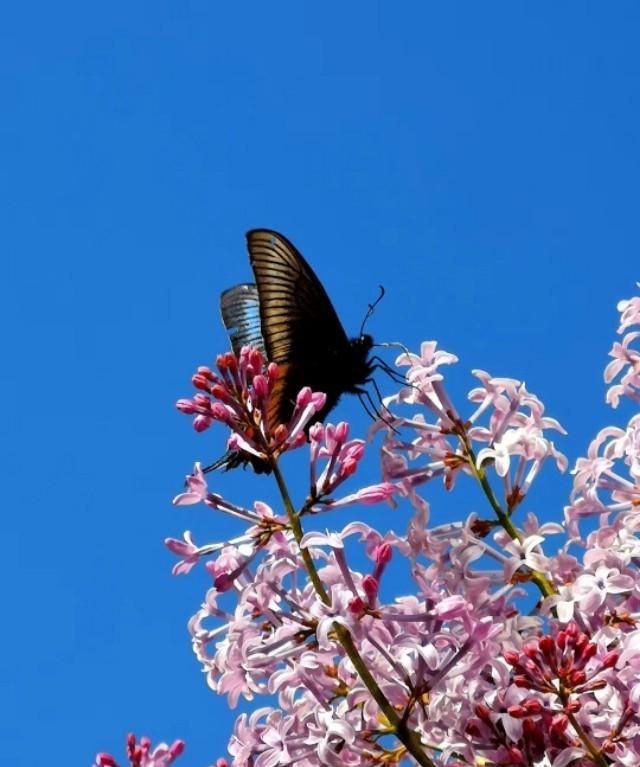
212;229;376;472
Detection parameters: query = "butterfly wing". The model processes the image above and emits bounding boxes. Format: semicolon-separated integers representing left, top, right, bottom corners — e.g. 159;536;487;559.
246;229;352;428
220;283;266;357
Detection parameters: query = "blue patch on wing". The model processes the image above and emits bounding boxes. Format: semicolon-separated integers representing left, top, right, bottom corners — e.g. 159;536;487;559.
220;283;266;356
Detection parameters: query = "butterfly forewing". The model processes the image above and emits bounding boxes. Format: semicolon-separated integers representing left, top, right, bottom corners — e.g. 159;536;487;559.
246;229;356;429
220;283;266;357
246;229;350;363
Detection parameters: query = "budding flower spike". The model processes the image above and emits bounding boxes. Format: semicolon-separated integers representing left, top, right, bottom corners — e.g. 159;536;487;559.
177;347;327;472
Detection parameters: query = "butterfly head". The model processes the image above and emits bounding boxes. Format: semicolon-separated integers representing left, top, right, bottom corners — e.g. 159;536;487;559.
345;333;375;390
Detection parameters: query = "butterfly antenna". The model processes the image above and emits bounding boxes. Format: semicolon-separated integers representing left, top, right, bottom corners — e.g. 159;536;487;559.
359;285;385;337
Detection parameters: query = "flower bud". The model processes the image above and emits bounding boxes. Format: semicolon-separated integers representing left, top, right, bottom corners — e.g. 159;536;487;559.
96;754;118;767
193;415;212;432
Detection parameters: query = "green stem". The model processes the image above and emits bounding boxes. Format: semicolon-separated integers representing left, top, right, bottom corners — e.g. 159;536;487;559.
456;430;557;599
271;461;436;767
272;461;329;604
560;690;609;767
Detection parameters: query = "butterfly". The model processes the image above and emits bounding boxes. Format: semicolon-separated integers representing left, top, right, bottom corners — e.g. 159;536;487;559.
212;229;377;472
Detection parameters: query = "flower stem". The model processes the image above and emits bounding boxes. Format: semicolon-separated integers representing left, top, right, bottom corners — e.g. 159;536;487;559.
271;461;436;767
456;429;557;599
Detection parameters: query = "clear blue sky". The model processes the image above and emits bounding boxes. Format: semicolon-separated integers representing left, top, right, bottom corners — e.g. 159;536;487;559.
3;3;640;766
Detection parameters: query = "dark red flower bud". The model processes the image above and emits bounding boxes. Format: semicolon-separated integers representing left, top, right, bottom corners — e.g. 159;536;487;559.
375;542;393;565
362;575;379;601
539;635;555;657
96;754;118;767
475;704;492;721
569;670;587;687
523;698;543;714
507;746;525;764
169;740;186;758
550;714;569;735
349;596;365;615
192;373;212;391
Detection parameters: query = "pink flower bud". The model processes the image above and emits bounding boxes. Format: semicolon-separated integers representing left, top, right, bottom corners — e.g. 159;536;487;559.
362;575;379;601
475;704;491;721
349;596;365;614
95;754;118;767
507;705;526;718
211;384;232;403
578;642;597;663
214;573;234;592
340;458;358;479
602;651;619;669
550;714;569;735
169;740;186;759
504;651;520;666
196;365;215;379
296;386;312;407
375;542;393;565
192;373;211;391
176;399;197;414
523;698;542;714
309;422;324;442
253;374;269;400
193;415;212;432
247;349;262;371
569;670;587;687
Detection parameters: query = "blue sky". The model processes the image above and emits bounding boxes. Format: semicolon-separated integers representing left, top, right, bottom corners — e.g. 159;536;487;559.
3;3;640;766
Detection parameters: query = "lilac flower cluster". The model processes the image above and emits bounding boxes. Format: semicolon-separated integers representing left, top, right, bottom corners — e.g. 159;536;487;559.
96;285;640;767
605;284;640;407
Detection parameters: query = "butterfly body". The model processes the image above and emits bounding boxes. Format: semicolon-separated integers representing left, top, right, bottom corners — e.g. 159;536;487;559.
215;229;376;471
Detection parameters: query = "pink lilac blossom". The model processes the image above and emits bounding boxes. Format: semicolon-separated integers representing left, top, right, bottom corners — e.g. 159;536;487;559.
102;285;640;767
605;283;640;407
163;326;640;765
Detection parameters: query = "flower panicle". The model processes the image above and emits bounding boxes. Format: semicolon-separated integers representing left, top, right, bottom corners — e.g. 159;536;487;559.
379;342;567;516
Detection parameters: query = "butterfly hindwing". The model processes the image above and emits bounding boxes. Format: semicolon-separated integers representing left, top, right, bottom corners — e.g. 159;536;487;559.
220;283;266;357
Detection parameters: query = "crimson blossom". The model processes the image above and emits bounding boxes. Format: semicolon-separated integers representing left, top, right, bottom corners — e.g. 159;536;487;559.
97;284;640;767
